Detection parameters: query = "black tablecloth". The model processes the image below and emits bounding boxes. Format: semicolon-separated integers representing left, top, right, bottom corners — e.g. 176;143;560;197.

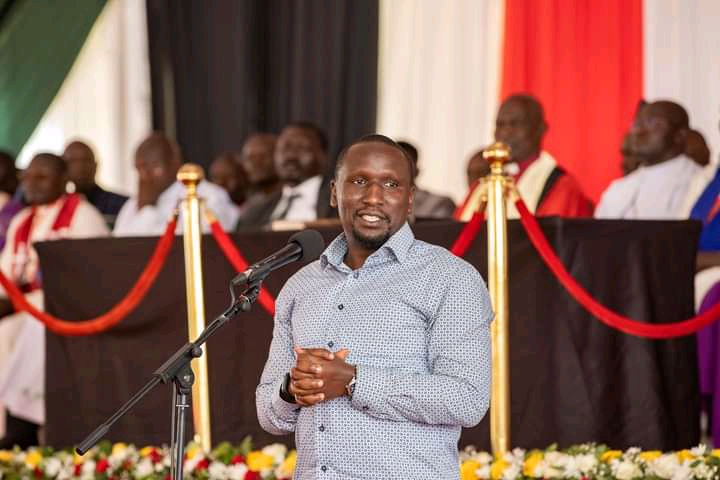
39;219;701;450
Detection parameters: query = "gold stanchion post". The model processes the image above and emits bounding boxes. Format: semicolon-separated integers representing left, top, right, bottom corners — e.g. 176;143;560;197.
178;164;212;451
483;142;511;455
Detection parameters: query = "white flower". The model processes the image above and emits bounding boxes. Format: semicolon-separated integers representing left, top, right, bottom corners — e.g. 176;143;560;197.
477;464;490;479
626;447;641;457
475;452;493;465
539;451;566;478
184;455;203;473
651;454;680;479
690;462;713;479
262;443;288;464
227;463;249;480
671;463;693;480
614;459;641;480
576;453;597;474
502;463;521;479
43;457;62;477
134;458;154;478
691;444;709;457
208;461;228;479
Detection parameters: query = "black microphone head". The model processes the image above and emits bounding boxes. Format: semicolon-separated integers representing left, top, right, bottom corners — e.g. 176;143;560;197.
288;229;325;263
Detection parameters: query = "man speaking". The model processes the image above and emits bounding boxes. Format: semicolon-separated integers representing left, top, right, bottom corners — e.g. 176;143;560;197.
256;134;493;479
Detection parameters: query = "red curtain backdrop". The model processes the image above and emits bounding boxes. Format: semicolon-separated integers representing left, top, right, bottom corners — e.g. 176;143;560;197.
500;0;643;202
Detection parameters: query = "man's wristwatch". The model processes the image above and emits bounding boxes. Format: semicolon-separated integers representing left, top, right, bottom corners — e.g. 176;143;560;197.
345;372;357;398
279;372;297;404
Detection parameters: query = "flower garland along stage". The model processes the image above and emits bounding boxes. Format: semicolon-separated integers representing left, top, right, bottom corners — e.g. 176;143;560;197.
2;441;720;480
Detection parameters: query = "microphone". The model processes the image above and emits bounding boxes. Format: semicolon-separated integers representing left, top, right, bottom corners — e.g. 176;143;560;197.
231;229;325;286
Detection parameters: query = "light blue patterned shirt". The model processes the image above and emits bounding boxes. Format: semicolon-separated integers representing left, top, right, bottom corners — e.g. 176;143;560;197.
256;223;493;479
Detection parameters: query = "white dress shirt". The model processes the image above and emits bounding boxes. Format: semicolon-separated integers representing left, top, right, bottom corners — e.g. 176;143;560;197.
270;175;323;222
113;180;240;236
595;155;704;220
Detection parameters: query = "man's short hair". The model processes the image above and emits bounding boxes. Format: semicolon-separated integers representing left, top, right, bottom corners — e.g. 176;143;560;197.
397;141;418;164
285;121;329;153
335;134;416;184
33;152;68;175
502;93;546;127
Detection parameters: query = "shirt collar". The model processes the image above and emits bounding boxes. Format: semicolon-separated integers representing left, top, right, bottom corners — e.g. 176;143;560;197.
320;222;415;269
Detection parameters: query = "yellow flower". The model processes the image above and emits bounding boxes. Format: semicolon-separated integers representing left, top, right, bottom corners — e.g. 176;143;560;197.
677;449;695;462
246;451;274;472
111;443;128;456
25;450;42;468
460;460;481;480
0;450;13;463
73;451;85;465
276;450;297;477
712;449;720;458
523;451;544;476
184;444;202;460
601;450;622;462
639;451;662;462
139;446;155;457
490;459;509;480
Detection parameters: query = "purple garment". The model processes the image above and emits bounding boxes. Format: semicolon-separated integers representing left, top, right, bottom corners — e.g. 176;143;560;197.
697;281;720;445
0;199;24;250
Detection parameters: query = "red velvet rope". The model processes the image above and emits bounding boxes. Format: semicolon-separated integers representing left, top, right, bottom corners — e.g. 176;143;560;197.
207;219;276;315
514;197;720;338
0;217;178;336
450;213;485;256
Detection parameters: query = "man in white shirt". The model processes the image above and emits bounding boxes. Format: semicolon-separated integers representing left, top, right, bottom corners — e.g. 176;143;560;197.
236;122;335;229
596;100;706;219
114;132;240;236
0;153;109;448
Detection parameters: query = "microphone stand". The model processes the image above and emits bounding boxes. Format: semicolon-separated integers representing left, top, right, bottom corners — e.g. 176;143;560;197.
76;280;264;480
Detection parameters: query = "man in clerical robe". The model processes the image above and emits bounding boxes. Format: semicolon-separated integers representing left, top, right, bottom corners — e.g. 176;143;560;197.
114;132;240;236
0;153;109;448
455;94;593;221
595;100;706;220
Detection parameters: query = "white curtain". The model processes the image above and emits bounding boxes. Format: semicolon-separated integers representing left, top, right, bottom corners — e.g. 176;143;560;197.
376;0;504;203
644;0;720;165
17;0;151;195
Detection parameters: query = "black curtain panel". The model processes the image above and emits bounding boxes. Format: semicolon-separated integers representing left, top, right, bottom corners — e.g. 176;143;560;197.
145;0;378;171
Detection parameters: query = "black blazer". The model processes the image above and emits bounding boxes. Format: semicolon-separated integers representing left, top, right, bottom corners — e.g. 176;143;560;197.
236;177;336;230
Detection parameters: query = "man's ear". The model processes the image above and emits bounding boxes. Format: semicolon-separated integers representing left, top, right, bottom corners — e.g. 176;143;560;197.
407;185;416;215
330;179;337;208
675;127;689;150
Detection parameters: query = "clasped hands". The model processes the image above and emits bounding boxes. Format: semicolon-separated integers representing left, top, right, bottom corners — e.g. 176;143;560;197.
288;346;355;406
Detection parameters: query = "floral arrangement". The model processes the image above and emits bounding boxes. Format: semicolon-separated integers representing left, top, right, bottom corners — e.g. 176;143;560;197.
0;438;295;480
460;444;720;480
4;441;720;479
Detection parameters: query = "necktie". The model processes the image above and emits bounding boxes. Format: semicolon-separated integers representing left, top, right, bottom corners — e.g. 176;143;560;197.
273;192;301;221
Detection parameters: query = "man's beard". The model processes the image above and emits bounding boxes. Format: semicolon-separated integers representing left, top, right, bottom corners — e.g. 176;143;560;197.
351;225;392;251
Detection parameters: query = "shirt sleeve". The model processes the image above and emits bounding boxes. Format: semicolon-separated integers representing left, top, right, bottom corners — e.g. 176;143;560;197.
255;288;300;435
204;188;240;231
113;200;167;237
71;203;111;238
350;261;493;427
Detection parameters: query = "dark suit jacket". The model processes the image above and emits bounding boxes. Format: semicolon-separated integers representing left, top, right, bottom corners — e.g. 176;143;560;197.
236;177;336;230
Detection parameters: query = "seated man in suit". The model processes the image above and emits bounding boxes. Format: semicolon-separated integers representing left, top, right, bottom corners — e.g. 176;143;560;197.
114;132;239;236
62;140;128;228
0;153;109;448
240;133;281;204
236;122;334;229
455;94;593;221
596;101;706;219
209;151;248;208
